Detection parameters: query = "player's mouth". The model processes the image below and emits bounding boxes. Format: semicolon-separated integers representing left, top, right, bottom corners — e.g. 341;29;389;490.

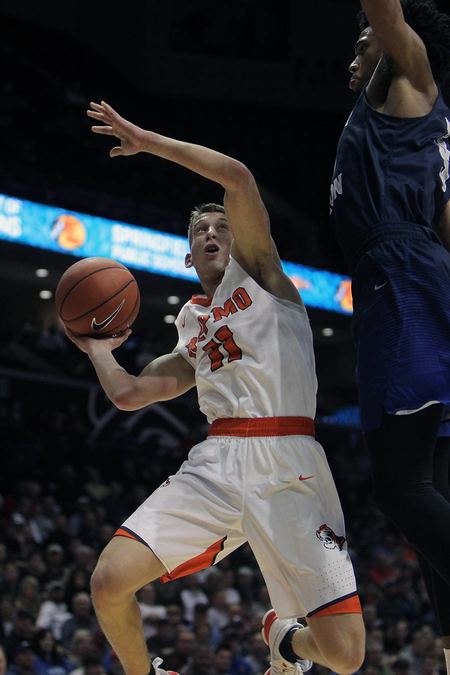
204;243;220;256
349;76;360;91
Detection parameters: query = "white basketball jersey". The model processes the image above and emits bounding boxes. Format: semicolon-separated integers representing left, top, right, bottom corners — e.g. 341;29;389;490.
174;257;318;423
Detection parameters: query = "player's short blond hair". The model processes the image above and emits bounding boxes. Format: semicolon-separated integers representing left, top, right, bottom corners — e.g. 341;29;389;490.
188;203;225;245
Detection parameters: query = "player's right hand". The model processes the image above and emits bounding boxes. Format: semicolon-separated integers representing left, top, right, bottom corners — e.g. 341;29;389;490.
87;101;146;158
61;321;132;354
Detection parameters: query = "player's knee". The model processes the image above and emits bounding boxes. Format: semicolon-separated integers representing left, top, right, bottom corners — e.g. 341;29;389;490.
317;626;365;675
90;557;127;606
322;642;365;674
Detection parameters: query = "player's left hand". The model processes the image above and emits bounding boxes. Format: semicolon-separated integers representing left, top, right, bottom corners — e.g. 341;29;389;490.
87;101;147;158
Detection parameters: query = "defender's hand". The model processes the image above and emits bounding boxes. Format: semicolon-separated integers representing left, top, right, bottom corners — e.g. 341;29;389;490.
87;101;147;158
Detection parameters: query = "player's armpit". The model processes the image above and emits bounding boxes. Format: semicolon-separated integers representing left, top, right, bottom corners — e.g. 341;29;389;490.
112;352;195;411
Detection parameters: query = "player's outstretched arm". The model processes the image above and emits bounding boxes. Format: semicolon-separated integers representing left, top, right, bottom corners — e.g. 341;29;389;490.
65;329;195;410
360;0;436;93
87;101;295;298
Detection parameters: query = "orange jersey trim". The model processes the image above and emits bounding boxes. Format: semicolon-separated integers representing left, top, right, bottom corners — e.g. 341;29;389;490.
308;593;362;618
160;536;226;583
208;416;315;438
190;295;212;307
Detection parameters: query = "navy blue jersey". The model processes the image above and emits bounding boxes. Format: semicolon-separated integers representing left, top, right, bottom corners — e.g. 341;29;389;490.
330;89;450;432
330;90;450;272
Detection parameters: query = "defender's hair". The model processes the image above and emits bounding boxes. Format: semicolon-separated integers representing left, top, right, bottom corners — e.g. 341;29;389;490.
357;0;450;84
188;203;225;244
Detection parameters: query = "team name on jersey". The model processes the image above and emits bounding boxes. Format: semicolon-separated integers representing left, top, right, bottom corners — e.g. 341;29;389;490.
329;172;343;214
186;286;252;361
437;117;450;192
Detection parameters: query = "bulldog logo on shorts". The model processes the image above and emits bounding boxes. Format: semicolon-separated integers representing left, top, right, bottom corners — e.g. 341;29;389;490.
316;524;346;551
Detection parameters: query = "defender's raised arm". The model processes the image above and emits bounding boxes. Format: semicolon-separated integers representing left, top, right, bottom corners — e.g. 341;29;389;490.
359;0;436;93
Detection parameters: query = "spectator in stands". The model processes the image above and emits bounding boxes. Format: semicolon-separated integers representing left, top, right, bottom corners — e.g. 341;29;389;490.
4;612;36;662
242;632;269;674
60;595;96;650
15;578;41;621
183;645;214;675
42;546;65;585
6;641;36;675
32;629;71;675
66;630;97;672
162;630;195;673
180;576;209;624
36;582;70;641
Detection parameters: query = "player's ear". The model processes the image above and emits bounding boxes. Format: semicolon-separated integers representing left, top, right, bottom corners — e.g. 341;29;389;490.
185;253;193;268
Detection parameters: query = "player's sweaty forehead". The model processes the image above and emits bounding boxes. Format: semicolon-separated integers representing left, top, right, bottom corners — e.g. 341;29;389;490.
192;213;229;231
354;27;373;55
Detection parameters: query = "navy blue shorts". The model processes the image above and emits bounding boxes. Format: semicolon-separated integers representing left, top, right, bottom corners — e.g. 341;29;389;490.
352;227;450;432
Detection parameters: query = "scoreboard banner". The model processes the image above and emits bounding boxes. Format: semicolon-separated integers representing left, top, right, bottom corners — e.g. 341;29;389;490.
0;193;353;314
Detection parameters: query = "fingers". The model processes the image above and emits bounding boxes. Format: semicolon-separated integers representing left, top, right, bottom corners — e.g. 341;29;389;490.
109;146;123;157
100;100;117;115
91;125;114;135
86;110;106;121
88;100;118;118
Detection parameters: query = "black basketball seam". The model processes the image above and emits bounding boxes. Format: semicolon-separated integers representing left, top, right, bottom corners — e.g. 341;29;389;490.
111;291;141;333
63;279;137;323
58;265;127;316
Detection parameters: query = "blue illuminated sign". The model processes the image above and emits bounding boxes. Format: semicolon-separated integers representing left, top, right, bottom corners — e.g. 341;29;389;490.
0;193;353;314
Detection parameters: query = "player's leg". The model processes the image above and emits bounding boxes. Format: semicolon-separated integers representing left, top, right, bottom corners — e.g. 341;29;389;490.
365;404;450;584
91;536;166;675
93;436;246;675
297;613;364;673
245;434;365;673
416;434;450;672
262;609;365;673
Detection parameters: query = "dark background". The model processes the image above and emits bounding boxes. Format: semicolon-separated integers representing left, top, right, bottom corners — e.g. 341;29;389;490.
0;0;449;412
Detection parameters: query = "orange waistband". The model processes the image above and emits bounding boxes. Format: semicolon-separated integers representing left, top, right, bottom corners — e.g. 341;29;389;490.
208;416;315;438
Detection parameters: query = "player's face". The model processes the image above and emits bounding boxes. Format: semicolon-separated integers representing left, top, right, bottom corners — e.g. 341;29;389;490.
187;212;233;281
348;27;383;93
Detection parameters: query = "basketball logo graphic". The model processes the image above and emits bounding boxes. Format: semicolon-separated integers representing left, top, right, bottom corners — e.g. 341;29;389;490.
316;524;346;551
51;214;87;250
335;279;353;313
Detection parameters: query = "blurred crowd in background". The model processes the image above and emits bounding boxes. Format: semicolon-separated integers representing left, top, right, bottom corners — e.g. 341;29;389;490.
2;4;450;675
0;339;447;675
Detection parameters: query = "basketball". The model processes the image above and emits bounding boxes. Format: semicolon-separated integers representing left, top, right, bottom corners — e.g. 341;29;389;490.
55;257;140;337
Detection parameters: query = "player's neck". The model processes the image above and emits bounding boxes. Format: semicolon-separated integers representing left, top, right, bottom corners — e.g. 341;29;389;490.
199;272;224;299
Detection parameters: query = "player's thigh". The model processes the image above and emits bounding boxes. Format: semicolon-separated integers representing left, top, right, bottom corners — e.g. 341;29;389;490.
91;535;165;598
307;613;365;668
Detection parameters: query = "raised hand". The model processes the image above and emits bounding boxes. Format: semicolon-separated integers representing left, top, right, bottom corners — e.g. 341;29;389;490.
87;101;147;158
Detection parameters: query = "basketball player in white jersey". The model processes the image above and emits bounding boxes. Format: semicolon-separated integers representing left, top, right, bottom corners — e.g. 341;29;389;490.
66;100;365;675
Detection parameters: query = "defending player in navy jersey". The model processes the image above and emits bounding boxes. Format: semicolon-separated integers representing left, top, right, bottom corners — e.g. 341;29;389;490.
329;0;450;669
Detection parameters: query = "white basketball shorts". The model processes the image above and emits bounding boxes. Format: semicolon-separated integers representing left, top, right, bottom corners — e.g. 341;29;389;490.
115;417;361;619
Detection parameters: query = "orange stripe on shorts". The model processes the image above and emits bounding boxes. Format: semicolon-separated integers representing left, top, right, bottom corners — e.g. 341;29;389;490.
308;593;362;618
114;527;139;542
160;536;227;583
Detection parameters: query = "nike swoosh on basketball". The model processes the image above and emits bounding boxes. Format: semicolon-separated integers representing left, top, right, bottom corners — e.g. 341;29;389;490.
374;282;388;291
298;474;315;481
91;299;126;331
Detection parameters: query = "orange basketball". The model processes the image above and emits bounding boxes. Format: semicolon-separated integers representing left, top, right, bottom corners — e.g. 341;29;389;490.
55;257;140;337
